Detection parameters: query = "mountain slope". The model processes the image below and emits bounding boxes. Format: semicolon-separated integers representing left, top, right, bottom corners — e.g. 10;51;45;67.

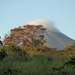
44;29;74;49
28;19;75;49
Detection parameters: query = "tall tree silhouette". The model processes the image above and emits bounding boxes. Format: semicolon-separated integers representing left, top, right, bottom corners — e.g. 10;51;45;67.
0;36;3;46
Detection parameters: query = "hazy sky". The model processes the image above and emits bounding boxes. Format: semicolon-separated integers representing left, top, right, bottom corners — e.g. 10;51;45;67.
0;0;75;40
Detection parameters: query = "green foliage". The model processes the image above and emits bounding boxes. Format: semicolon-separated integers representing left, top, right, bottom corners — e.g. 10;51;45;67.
0;43;75;75
7;44;21;52
63;58;75;68
0;48;7;60
0;56;75;75
64;43;75;51
6;44;27;57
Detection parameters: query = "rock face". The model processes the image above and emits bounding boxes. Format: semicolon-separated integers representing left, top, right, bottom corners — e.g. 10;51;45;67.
3;19;75;49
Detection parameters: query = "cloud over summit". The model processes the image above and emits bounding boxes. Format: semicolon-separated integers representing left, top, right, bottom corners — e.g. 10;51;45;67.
27;19;60;32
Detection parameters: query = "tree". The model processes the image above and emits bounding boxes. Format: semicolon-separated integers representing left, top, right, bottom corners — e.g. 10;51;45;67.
23;25;46;49
7;44;21;55
0;49;7;60
63;58;75;67
0;40;3;46
0;36;3;47
4;25;46;50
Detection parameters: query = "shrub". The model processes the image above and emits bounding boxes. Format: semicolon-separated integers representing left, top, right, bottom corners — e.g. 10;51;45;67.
0;48;7;61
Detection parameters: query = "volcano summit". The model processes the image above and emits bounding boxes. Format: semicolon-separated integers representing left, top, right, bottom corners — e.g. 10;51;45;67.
27;19;75;49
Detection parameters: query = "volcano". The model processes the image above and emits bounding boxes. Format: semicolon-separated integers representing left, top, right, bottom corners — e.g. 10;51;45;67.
4;19;75;50
27;19;75;49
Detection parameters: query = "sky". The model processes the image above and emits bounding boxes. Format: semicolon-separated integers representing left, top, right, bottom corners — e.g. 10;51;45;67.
0;0;75;40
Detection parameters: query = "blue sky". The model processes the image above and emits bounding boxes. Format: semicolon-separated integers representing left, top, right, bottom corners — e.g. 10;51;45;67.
0;0;75;40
